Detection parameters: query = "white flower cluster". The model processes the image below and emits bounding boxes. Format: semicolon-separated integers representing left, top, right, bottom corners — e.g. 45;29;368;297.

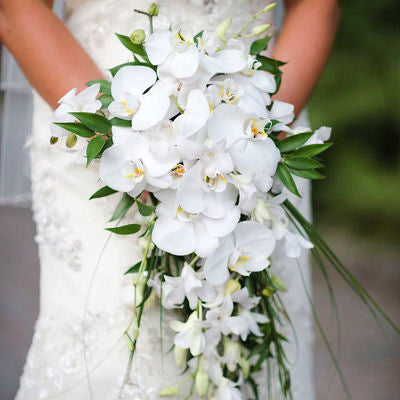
51;13;331;398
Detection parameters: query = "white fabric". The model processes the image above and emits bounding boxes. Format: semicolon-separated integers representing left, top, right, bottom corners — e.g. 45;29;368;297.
15;1;315;399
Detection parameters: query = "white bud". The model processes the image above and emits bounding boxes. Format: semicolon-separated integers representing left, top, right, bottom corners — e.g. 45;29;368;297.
224;279;241;296
244;24;271;38
159;384;181;397
174;346;187;369
271;275;287;292
216;17;232;43
263;3;277;13
195;366;209;397
239;357;250;379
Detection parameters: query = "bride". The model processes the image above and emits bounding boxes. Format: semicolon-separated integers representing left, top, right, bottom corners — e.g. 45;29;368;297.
0;0;339;399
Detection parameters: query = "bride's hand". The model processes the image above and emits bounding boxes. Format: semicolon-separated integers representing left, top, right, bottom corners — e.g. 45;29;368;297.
0;0;104;109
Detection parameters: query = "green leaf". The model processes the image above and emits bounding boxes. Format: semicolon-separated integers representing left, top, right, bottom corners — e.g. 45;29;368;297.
86;135;106;167
89;186;117;200
294;143;332;157
135;199;156;216
69;112;111;133
98;94;114;108
115;33;147;57
106;224;141;235
109;193;135;222
86;79;111;95
53;122;93;138
276;162;301;197
277;132;314;153
193;30;204;46
256;55;285;74
109;117;132;127
289;168;325;180
284;157;324;170
250;36;271;55
124;260;142;275
109;61;156;77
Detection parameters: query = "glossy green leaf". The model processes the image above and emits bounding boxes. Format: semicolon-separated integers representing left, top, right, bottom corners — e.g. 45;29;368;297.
106;224;141;235
294;143;332;157
53;122;93;138
277;132;314;153
86;79;111;95
135;199;156;216
86;135;106;167
256;55;285;74
124;260;142;275
109;61;156;77
289;168;325;180
276;162;301;197
115;33;147;57
109;117;132;127
109;193;135;222
284;157;324;170
89;186;117;200
69;112;111;133
98;94;114;108
250;36;271;55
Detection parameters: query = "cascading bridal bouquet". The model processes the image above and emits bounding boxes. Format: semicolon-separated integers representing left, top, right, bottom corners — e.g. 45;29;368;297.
50;3;399;399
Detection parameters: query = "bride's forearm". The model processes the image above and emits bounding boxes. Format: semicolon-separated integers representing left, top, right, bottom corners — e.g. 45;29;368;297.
0;0;103;109
272;0;340;115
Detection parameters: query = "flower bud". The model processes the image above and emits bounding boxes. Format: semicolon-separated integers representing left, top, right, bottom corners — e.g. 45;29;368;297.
239;357;250;379
174;346;187;369
66;133;77;148
224;279;241;296
159;384;181;397
195;366;209;397
216;17;232;43
262;286;275;296
271;275;287;292
123;332;134;351
132;326;140;339
253;24;270;35
148;3;159;16
129;29;146;45
263;3;277;13
244;24;271;38
50;136;59;145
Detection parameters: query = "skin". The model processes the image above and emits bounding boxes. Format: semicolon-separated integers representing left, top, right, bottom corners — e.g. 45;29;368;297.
0;0;340;113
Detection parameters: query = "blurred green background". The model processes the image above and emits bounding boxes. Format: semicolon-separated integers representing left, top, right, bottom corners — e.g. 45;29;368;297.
309;0;400;240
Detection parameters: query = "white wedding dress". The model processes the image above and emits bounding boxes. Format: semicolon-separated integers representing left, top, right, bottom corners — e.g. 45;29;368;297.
15;1;315;399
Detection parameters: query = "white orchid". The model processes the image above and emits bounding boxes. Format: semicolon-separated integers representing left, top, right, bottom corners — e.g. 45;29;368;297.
51;84;101;137
149;263;217;310
205;296;247;338
305;126;332;145
108;66;170;130
170;311;207;356
283;230;313;258
231;287;260;310
204;221;275;285
211;377;242;400
152;189;240;257
99;128;178;196
208;104;281;178
251;194;289;240
145;30;200;79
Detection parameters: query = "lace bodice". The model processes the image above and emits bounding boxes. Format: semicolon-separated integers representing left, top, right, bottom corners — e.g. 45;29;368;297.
16;1;315;399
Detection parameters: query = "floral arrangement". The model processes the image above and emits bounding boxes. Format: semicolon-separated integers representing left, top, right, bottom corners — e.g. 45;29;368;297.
50;3;399;399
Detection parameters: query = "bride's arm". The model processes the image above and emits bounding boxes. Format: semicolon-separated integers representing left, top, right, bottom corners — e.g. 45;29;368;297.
272;0;340;115
0;0;103;109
